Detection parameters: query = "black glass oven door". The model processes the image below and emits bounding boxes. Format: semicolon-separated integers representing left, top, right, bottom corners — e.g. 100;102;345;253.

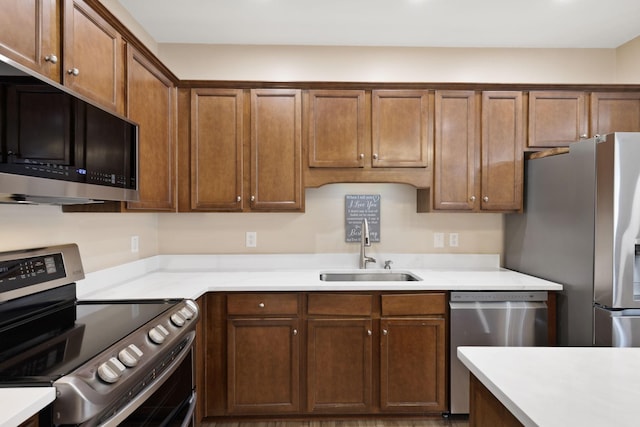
117;349;195;427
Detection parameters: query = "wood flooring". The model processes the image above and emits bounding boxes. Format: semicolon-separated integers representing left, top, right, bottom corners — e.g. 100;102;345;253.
201;416;470;427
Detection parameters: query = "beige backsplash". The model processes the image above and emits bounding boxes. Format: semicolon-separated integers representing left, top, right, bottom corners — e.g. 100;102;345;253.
157;183;503;257
0;184;502;273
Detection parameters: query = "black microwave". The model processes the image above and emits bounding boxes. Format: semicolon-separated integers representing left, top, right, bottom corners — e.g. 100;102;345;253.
0;57;138;204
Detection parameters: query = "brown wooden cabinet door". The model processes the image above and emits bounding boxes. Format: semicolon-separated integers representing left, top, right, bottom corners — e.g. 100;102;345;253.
190;88;244;211
227;318;300;414
590;92;640;136
481;91;523;212
528;91;587;147
380;318;446;413
372;90;431;168
0;0;59;81
307;90;366;168
63;0;124;113
125;46;176;211
307;318;373;413
250;89;303;211
433;90;478;211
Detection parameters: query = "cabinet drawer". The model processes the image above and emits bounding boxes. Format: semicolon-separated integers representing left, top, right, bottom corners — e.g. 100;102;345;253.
307;293;372;316
381;293;446;316
227;293;299;316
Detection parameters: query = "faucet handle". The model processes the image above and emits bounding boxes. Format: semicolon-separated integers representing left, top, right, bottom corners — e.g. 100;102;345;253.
384;260;393;270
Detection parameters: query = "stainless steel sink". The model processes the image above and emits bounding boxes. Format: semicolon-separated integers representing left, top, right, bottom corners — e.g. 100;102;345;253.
319;271;422;282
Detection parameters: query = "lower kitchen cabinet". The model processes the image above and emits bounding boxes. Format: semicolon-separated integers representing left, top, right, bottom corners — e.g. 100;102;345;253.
225;293;301;415
380;293;447;413
380;318;446;412
307;318;373;413
227;318;300;414
201;291;447;420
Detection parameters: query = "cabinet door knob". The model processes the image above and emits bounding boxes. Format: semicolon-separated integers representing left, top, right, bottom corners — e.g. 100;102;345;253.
293;329;298;336
45;54;58;64
483;196;489;202
250;195;255;202
470;196;476;202
258;302;265;308
367;329;372;336
580;134;588;139
359;153;365;159
382;329;388;336
236;196;241;202
67;68;79;76
372;153;378;160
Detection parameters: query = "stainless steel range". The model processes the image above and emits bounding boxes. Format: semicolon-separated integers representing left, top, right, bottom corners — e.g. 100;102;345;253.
0;244;199;426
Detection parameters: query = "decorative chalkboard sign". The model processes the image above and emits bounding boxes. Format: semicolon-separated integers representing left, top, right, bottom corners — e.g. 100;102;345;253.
345;194;380;243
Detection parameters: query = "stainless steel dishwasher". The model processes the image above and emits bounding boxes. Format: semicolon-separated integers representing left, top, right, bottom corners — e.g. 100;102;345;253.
449;291;548;414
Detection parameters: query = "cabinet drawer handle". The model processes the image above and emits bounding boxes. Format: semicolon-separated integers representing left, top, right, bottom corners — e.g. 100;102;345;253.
367;329;372;336
45;54;58;64
67;68;79;76
382;329;388;336
293;329;298;336
483;196;489;202
258;302;265;308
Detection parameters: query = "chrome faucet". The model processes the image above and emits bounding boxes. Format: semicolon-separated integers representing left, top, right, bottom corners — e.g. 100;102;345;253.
359;218;376;269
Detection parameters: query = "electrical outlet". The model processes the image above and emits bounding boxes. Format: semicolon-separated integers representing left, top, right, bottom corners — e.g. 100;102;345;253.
449;233;459;247
246;231;257;248
131;235;139;253
433;232;445;248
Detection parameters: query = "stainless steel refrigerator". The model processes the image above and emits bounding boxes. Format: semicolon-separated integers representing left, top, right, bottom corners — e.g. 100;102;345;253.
504;132;640;346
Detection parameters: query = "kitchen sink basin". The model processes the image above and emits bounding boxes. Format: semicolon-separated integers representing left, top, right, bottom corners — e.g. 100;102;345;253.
319;271;422;282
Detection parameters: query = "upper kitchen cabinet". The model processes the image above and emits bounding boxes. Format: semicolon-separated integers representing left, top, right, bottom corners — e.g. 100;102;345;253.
63;0;124;114
189;88;244;212
372;90;431;168
0;0;60;81
480;91;523;211
307;90;367;168
426;90;523;212
528;91;588;148
181;88;303;212
304;89;432;188
590;92;640;136
250;89;303;211
125;46;177;211
432;90;479;211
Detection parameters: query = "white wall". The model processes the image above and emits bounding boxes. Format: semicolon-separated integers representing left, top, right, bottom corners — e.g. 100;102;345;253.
158;44;619;84
0;205;157;272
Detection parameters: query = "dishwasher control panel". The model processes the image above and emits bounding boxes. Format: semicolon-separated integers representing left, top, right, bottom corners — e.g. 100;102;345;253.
450;291;548;302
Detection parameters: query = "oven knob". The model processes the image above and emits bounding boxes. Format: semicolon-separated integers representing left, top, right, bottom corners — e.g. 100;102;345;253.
180;306;194;320
148;327;166;344
118;348;139;367
157;324;170;336
98;357;126;383
170;312;186;327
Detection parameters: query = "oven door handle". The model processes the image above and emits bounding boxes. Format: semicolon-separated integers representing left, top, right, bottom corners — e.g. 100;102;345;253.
180;391;197;427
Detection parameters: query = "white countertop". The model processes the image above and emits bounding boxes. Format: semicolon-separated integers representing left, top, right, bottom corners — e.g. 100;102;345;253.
3;253;562;425
458;346;640;427
0;388;55;427
76;253;562;300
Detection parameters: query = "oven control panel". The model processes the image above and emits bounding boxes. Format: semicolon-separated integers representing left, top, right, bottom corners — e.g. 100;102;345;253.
52;299;199;425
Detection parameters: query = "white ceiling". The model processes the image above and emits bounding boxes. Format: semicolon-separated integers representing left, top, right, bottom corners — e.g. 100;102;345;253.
117;0;640;49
